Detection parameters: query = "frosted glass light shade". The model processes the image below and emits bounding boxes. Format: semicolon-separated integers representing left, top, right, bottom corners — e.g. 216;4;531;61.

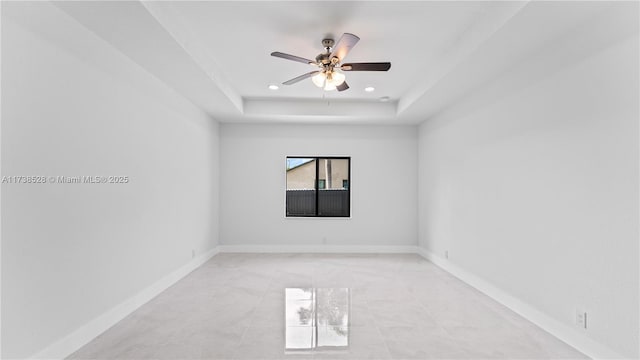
311;71;346;91
323;82;336;91
311;72;326;88
328;71;346;86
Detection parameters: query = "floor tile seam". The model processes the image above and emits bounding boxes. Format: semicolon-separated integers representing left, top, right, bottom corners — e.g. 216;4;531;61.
230;326;252;360
412;292;441;322
372;324;395;360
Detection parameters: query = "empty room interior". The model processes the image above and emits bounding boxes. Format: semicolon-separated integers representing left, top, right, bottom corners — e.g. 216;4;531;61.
1;1;638;359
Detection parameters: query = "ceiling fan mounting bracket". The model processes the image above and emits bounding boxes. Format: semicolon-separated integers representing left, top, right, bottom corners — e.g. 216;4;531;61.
321;38;335;49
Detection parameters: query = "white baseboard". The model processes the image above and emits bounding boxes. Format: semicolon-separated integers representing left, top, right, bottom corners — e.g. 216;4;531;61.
416;247;625;360
218;244;419;254
30;246;220;360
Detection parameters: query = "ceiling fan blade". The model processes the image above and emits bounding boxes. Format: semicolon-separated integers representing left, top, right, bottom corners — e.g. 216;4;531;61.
330;33;360;61
271;51;316;65
283;71;321;85
341;62;391;71
336;81;349;92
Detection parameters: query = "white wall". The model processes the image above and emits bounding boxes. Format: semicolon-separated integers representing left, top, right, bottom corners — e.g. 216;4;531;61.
1;3;219;358
220;124;417;249
417;32;639;358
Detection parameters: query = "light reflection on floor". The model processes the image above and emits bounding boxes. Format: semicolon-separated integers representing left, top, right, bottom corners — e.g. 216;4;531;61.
285;288;349;353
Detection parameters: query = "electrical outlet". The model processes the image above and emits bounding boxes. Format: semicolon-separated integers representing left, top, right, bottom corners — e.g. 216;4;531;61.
576;309;587;329
445;250;449;259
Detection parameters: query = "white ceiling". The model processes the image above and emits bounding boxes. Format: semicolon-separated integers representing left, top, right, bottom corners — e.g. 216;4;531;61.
150;1;515;100
51;1;636;124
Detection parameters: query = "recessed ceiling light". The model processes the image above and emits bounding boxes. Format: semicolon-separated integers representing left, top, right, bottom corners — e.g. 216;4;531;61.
268;84;279;90
379;96;390;102
364;86;375;92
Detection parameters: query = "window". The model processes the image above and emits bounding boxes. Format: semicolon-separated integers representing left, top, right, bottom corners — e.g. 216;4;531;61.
286;157;351;217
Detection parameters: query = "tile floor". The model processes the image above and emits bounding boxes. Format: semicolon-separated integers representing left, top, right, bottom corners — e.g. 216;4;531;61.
68;253;588;359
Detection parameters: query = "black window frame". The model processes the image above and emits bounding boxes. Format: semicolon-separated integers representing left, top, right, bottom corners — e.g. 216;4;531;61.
286;156;351;218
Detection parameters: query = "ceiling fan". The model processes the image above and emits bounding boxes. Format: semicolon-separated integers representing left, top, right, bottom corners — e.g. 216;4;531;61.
271;33;391;92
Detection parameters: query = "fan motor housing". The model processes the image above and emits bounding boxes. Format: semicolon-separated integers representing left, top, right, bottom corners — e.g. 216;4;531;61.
315;53;332;65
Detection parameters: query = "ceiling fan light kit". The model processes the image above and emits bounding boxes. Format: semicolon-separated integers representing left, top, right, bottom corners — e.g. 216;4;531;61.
312;70;346;91
271;33;391;92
